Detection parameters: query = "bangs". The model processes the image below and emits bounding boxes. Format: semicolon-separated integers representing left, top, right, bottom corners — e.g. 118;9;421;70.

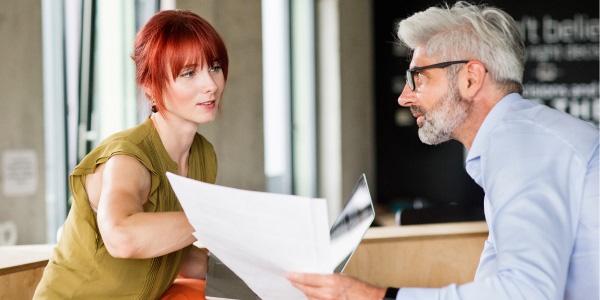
158;14;228;82
164;31;222;80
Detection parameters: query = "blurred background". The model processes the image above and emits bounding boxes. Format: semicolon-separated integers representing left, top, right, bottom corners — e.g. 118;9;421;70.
0;0;597;245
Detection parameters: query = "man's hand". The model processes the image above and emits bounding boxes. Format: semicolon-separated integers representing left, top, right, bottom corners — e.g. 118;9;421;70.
286;272;387;300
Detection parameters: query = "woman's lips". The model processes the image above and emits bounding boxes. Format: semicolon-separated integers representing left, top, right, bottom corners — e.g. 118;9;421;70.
198;100;216;108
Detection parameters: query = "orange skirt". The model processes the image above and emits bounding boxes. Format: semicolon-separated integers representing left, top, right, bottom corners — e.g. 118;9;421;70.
160;278;206;300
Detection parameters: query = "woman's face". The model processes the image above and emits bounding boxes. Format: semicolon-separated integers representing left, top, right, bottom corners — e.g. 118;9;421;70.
161;60;225;125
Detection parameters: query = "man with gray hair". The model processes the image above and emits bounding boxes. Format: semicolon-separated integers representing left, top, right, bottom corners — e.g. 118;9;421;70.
287;2;599;299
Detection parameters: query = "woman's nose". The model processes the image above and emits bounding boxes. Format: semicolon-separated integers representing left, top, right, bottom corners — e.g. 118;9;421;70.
200;73;218;93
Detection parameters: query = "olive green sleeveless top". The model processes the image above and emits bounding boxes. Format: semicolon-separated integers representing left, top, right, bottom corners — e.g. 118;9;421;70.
34;117;217;299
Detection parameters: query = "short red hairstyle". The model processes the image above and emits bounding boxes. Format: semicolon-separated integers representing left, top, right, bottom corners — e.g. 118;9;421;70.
132;10;229;113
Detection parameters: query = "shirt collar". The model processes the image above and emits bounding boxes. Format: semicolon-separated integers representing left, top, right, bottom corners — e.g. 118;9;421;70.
466;93;522;163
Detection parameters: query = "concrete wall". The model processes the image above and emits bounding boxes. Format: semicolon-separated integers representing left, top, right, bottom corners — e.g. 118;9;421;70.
179;0;375;204
339;0;375;202
0;0;46;244
178;0;266;192
0;0;375;244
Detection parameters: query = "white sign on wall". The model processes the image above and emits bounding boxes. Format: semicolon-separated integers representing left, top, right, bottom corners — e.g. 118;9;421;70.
0;220;18;245
2;149;38;197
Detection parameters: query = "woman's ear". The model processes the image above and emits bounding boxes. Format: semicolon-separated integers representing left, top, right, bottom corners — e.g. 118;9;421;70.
143;85;153;100
462;60;487;98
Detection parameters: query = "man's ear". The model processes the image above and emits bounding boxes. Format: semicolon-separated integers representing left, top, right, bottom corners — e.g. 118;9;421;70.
462;60;487;98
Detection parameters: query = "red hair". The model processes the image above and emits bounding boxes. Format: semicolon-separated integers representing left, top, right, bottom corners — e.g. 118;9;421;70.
132;10;229;113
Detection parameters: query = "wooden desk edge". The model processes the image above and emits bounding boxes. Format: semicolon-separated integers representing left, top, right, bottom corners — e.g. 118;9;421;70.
363;221;488;242
0;222;487;276
0;244;55;276
0;260;49;276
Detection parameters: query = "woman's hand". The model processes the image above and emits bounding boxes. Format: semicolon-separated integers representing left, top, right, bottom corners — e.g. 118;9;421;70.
179;246;209;279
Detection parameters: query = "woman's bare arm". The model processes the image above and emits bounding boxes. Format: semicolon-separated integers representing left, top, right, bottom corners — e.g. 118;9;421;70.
93;155;196;258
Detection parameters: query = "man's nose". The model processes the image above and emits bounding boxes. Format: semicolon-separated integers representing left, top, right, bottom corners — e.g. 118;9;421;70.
398;84;415;107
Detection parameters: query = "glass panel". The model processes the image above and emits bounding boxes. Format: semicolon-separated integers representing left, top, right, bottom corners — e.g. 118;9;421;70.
262;0;292;194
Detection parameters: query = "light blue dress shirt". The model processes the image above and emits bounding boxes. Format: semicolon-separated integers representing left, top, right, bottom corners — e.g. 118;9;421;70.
397;93;599;300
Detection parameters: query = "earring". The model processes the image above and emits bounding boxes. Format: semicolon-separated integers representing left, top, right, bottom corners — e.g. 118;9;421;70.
151;101;158;113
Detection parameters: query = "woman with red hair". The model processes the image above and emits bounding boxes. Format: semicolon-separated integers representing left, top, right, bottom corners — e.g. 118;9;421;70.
34;10;228;299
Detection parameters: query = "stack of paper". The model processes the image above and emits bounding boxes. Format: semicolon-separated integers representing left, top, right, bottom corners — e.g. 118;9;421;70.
166;172;331;299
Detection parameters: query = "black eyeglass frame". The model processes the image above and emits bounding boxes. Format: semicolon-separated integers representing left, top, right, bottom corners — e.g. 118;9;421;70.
405;60;470;91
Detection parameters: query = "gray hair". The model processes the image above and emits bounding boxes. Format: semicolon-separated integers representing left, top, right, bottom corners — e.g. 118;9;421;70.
397;1;525;94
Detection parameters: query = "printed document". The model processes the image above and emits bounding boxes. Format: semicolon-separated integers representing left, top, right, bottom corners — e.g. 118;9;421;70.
166;172;331;300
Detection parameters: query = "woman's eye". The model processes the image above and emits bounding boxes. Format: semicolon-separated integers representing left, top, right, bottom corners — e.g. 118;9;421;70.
210;65;222;73
181;70;195;77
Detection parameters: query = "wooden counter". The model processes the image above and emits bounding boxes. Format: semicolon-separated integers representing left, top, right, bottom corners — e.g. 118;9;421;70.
0;244;54;300
0;222;488;298
343;221;488;288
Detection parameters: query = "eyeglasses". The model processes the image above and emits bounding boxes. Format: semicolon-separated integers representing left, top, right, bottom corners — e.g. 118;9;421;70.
405;60;469;91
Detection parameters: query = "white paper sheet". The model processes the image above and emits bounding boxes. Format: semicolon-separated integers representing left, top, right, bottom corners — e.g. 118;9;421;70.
166;172;332;300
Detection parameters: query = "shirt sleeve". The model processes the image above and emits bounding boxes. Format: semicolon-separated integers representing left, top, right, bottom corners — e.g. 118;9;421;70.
473;238;497;281
397;122;588;299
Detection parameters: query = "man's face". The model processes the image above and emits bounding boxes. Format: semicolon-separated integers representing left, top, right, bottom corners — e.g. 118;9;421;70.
398;48;471;145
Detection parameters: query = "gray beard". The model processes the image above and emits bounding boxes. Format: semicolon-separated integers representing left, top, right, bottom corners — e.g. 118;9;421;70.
417;85;470;145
